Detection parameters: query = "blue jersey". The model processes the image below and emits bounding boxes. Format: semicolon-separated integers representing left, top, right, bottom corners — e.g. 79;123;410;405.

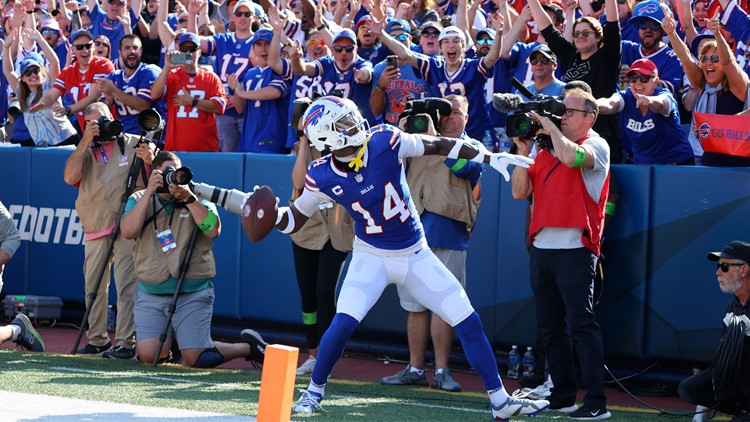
312;55;378;126
53;40;69;70
508;42;566;87
358;44;388;66
88;2;138;61
305;124;424;250
720;1;750;75
487;58;512;140
281;58;326;149
617;86;693;164
414;54;493;140
207;33;254;118
238;65;289;153
372;61;436;125
108;63;159;134
621;42;684;94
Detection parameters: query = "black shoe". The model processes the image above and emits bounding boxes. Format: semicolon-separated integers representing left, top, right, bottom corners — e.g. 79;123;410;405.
518;372;546;389
102;345;136;360
732;410;750;422
10;313;45;352
76;341;112;356
241;329;267;365
548;396;579;413
568;404;611;420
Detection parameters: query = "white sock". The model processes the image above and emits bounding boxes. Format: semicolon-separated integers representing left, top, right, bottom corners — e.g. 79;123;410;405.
435;368;446;375
308;380;325;398
409;366;425;375
9;325;21;342
488;386;510;406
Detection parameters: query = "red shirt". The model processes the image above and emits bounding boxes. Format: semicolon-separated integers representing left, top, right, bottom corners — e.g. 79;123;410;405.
53;56;115;128
163;67;226;152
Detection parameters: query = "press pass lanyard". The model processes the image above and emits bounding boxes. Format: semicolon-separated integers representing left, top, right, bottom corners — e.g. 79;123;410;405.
152;196;177;252
98;144;108;164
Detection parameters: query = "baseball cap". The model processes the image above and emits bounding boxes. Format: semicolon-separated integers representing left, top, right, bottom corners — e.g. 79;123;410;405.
419;21;442;32
386;19;410;34
626;58;658;77
530;43;557;62
476;28;496;40
438;26;466;43
233;0;255;13
250;28;273;46
40;19;61;31
691;30;715;57
356;15;372;28
707;240;750;264
19;53;44;75
332;28;357;44
542;4;565;25
178;32;200;47
70;29;93;43
630;0;666;26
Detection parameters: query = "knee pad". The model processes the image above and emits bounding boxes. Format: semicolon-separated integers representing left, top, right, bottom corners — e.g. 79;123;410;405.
194;347;225;368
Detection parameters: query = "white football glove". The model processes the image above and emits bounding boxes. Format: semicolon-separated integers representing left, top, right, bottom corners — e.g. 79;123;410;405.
489;152;534;182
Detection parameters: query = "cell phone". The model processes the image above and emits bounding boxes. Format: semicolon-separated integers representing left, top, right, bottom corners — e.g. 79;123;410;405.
386;55;398;69
170;53;193;65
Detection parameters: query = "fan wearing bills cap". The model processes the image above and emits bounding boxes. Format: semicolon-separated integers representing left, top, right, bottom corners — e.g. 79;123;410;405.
596;58;694;165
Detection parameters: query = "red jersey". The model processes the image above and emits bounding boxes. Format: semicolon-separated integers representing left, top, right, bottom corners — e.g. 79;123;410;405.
163;67;226;152
53;56;115;128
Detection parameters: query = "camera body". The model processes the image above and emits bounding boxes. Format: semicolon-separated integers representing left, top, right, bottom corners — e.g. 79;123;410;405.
170;53;193;65
157;166;193;193
94;116;124;142
399;97;453;134
505;97;564;151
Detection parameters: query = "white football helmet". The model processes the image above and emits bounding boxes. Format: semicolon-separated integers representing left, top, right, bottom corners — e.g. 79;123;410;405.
302;96;369;152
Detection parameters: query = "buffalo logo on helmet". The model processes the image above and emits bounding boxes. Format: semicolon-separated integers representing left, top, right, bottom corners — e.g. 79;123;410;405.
304;103;326;129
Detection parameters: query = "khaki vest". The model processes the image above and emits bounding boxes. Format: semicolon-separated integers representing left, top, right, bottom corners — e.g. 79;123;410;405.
131;191;217;284
407;155;481;233
76;135;143;233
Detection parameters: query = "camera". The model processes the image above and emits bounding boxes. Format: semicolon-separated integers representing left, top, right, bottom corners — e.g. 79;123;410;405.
191;182;249;215
138;108;164;134
94;116;124;142
399;97;453;134
157;166;193;193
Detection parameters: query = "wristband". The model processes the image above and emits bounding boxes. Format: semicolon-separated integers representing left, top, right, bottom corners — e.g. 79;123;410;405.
376;85;386;92
26;10;33;14
317;23;327;31
198;211;218;232
64;106;72;116
276;206;295;234
571;146;586;168
605;201;616;217
184;195;196;205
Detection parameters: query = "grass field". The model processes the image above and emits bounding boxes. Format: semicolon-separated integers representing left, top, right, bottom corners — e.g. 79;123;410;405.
0;348;718;421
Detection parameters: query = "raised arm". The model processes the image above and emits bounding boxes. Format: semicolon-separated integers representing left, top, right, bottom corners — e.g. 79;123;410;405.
289;39;316;76
371;15;419;68
662;12;703;92
676;0;699;46
527;0;553;33
481;13;504;69
501;5;530;59
709;16;749;100
2;32;18;92
267;5;288;75
30;28;60;80
157;0;176;48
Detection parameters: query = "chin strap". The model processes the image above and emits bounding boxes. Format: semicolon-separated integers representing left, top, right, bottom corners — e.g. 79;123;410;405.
347;136;370;172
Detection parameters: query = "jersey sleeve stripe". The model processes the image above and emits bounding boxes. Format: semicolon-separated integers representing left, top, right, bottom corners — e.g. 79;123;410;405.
389;130;400;150
53;78;66;92
304;174;319;191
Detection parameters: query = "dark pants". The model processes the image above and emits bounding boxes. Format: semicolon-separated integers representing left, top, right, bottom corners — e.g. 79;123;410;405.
679;369;743;416
530;246;606;408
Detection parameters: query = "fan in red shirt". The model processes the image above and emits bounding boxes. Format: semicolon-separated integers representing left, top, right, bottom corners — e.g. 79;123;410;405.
150;32;226;152
30;30;114;129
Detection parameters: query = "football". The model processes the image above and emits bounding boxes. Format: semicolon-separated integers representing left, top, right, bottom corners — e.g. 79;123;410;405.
241;185;278;243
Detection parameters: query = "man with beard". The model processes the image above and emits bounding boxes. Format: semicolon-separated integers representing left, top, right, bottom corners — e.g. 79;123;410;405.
39;19;69;68
620;0;683;95
97;35;160;134
84;0;144;62
679;241;750;422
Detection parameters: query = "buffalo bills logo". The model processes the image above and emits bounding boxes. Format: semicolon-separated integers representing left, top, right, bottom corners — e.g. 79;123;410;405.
637;4;660;15
696;123;711;139
304;104;326;129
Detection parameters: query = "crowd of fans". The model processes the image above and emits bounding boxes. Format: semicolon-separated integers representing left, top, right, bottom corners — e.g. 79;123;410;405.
0;0;748;166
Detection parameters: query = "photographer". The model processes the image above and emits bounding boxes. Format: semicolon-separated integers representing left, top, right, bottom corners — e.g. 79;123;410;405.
511;88;612;419
63;102;154;359
380;95;482;393
119;151;267;368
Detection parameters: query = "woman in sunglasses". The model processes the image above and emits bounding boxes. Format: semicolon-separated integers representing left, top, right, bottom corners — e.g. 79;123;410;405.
596;58;694;165
663;13;750;166
93;35;111;60
2;29;78;147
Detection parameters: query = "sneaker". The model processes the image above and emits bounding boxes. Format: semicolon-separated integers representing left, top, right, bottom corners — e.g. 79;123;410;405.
76;341;112;356
380;364;428;386
548;396;580;413
292;389;324;414
241;329;267;365
296;355;317;376
568;404;611;420
515;375;553;400
431;369;462;392
102;345;136;360
9;313;45;352
490;396;549;420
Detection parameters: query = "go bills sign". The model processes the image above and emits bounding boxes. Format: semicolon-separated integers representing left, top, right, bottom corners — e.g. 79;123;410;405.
7;205;84;245
693;112;750;157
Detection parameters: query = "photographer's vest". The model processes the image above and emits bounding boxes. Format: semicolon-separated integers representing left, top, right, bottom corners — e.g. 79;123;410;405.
528;136;609;256
130;191;216;284
76;135;140;233
290;146;354;252
406;155;480;234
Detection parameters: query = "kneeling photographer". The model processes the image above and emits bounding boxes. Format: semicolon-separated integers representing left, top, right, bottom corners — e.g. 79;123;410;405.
119;151;267;368
382;95;483;392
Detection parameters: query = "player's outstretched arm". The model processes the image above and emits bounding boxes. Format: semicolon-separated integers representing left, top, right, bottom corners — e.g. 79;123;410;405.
275;203;310;235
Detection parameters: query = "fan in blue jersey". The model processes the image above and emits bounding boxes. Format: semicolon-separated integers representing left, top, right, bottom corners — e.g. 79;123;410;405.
621;0;684;95
355;14;388;65
376;14;505;141
189;0;256;152
596;58;694;165
717;0;750;75
268;95;546;420
97;35;159;134
83;0;141;62
228;29;290;153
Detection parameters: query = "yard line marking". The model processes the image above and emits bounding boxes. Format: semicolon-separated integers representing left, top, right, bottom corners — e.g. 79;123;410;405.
51;366;254;388
329;394;486;414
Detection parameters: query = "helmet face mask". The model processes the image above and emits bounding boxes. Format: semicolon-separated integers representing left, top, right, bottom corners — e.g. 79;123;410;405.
303;96;369;152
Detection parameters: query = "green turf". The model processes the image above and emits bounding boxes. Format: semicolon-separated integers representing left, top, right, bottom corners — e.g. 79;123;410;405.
0;349;710;421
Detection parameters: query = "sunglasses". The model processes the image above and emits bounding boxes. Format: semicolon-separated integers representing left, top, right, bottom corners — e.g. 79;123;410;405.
572;30;594;38
627;74;654;83
308;39;326;47
530;56;552;65
476;38;493;45
421;30;439;38
94;40;109;47
234;11;253;17
73;42;93;50
617;0;628;3
638;23;661;31
180;45;199;53
391;33;409;41
700;54;720;63
717;262;746;272
178;18;188;24
332;45;355;53
41;29;58;35
22;67;40;77
563;108;592;117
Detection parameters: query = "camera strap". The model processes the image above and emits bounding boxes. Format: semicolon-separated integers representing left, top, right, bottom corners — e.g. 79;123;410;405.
147;195;176;232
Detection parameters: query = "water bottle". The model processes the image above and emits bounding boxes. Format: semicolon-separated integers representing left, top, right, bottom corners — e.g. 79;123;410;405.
496;128;511;153
481;129;495;151
507;345;520;379
522;346;536;378
107;305;116;333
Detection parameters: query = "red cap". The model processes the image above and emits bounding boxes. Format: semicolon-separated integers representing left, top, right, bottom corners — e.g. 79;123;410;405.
627;58;658;77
